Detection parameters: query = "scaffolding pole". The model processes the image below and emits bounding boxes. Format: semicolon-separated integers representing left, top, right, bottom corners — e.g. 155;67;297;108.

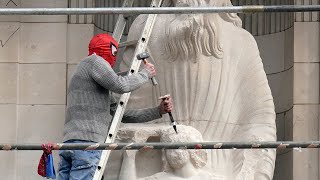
0;5;320;15
1;141;319;151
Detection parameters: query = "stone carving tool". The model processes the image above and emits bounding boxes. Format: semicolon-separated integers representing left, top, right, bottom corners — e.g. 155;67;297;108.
159;94;177;134
136;52;158;85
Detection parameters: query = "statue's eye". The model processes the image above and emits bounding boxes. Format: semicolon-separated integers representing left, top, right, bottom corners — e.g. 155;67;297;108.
111;43;117;56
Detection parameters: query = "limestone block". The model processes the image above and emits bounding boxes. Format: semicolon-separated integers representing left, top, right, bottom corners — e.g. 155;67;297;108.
0;22;20;63
16;105;64;179
17;105;65;143
294;63;319;104
20;23;67;63
0;63;17;103
17;151;60;180
0;105;16;178
294;22;320;62
18;64;66;104
284;27;294;70
293;105;317;180
293;149;319;180
0;152;16;180
20;0;67;22
0;0;20;22
67;24;94;64
0;104;17;142
267;68;293;113
273;150;293;180
67;64;77;85
255;31;285;74
293;105;319;141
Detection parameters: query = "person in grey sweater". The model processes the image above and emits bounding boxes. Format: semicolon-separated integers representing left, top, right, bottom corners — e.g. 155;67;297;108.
58;34;172;180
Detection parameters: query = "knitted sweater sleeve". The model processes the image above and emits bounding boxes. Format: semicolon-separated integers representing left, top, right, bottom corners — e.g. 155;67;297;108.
110;95;162;123
89;55;152;94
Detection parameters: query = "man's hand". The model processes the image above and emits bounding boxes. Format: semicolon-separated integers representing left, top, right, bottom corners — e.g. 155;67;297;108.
159;97;173;115
144;61;156;77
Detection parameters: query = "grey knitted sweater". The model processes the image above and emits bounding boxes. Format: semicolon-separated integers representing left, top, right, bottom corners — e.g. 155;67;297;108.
63;54;162;143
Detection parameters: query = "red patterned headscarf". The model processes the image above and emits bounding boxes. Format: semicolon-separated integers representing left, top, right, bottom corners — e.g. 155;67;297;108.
88;34;118;67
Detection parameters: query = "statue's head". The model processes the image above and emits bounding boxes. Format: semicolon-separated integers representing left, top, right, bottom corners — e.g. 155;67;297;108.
160;125;207;171
161;0;242;62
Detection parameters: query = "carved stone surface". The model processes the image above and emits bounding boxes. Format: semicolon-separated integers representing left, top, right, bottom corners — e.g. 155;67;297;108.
118;125;225;179
105;0;277;179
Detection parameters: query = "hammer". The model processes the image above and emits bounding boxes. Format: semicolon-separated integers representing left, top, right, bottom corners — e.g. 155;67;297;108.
159;94;177;134
136;52;158;86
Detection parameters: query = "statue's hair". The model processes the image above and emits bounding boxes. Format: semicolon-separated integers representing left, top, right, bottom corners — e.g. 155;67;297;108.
162;0;242;62
160;125;207;171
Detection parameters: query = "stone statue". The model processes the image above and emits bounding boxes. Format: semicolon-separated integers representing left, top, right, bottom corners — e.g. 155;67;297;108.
119;125;224;180
114;0;277;179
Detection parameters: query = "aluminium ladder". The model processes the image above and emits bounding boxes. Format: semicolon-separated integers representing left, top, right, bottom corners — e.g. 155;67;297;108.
93;0;163;179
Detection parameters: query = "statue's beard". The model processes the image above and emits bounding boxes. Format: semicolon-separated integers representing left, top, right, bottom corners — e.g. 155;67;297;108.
164;14;223;63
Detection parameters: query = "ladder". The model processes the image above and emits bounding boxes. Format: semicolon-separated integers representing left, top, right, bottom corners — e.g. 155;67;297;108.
93;0;163;179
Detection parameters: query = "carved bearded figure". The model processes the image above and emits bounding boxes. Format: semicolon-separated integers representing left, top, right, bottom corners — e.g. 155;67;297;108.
118;0;277;179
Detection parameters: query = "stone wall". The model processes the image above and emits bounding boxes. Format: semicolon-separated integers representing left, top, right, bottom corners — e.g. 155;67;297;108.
0;0;94;179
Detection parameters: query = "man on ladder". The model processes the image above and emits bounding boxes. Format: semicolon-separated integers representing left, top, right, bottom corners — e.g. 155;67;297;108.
57;33;173;180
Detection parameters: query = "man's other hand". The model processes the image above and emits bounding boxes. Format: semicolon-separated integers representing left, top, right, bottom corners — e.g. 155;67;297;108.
159;97;173;115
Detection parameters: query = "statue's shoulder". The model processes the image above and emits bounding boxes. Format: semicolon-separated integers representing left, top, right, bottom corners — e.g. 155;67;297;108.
224;21;256;43
221;21;259;52
131;14;148;29
126;14;149;39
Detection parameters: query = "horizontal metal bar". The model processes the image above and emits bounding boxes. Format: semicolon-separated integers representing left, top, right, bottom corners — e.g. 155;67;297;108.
0;5;320;15
1;141;320;151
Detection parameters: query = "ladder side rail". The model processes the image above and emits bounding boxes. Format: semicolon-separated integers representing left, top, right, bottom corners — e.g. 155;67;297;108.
93;0;163;179
112;0;135;42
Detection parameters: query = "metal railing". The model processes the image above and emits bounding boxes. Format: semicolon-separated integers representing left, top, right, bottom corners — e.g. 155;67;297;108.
0;5;319;15
1;141;319;150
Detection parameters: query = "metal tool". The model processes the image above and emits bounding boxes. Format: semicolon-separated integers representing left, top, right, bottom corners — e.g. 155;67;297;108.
136;52;158;86
159;94;177;134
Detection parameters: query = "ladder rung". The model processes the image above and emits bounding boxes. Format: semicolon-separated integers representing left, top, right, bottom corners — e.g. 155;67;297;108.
119;40;138;48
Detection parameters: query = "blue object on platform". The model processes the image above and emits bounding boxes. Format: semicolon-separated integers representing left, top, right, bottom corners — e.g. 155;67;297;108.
46;154;56;179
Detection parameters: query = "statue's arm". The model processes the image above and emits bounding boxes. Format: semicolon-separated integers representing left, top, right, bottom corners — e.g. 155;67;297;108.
232;32;277;180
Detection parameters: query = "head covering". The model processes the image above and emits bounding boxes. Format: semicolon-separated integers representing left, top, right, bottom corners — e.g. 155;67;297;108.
88;34;119;67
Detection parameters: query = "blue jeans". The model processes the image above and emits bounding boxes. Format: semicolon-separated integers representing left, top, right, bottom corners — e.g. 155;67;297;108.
58;140;102;180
